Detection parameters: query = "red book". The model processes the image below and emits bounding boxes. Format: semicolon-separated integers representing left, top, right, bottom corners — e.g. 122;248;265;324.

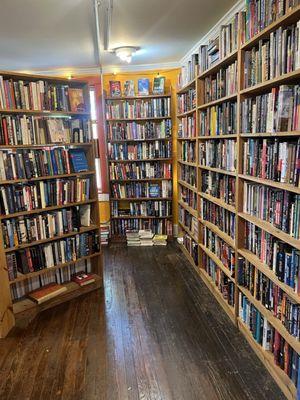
71;272;95;287
273;330;281;366
28;283;67;304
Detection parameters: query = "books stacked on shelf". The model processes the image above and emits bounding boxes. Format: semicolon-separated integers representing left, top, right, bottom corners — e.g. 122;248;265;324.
180;140;196;163
126;230;140;246
71;271;96;287
0;78;85;112
105;98;171;119
241;85;300;133
177;89;196;114
0;116;91;145
112;218;173;236
241;0;300;44
179;205;198;239
203;61;237;103
109;161;172;180
177;54;198;89
107;120;171;141
178;114;196;138
243;182;300;239
244;22;300;89
199;139;236;172
243;138;300;186
200;198;236;240
199;102;237;136
111;200;172;217
28;283;67;304
244;221;300;292
110;180;172;199
0;177;91;215
139;229;154;246
183;232;198;265
100;223;110;246
203;226;235;276
203;253;235;307
108;77;166;98
153;234;168;246
201;170;236;206
107;141;172;161
179;186;197;211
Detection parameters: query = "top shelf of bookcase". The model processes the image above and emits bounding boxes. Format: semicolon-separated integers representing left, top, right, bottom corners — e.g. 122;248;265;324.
0;108;90;116
105;93;171;101
197;50;238;79
176;79;196;95
0;70;87;86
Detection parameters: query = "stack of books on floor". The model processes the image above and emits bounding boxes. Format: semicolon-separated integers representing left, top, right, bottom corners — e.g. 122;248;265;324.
153;235;168;246
126;230;141;246
100;223;110;246
139;230;154;246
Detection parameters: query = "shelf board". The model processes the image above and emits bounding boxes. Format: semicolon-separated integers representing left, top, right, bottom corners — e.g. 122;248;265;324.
240;132;300;138
0;198;97;220
178;221;198;242
108;158;172;163
199;243;235;282
0;142;93;149
178;200;198;218
110;197;172;201
0;70;88;85
105;93;171;101
197;50;238;79
177;136;197;141
177;108;197;118
198;134;238;140
199;218;235;248
178;160;197;167
110;178;172;182
176;78;196;94
106;116;171;122
0;170;95;185
198;93;237;110
4;225;99;253
198;165;236;177
239;174;300;195
238;212;300;251
238;248;300;304
0;108;89;116
199;192;236;214
107;138;171;143
111;215;172;220
177;179;197;193
9;252;102;284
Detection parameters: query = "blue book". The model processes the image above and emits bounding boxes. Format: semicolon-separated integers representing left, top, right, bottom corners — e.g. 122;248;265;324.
69;149;88;172
149;184;160;198
138;78;150;96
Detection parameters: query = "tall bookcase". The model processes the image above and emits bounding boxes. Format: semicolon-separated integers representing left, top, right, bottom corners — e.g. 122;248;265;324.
177;4;300;399
0;71;102;338
105;93;173;239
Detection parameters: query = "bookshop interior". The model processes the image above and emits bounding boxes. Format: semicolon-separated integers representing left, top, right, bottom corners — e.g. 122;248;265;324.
0;0;300;399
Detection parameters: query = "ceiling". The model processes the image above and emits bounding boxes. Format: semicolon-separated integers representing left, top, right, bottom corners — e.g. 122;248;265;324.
0;0;237;73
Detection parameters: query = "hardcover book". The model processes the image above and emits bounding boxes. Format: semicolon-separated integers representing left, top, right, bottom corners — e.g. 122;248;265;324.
28;283;67;304
149;183;160;198
124;80;135;96
109;81;121;97
153;76;165;95
71;271;95;286
68;88;85;112
69;149;88;172
138;78;150;96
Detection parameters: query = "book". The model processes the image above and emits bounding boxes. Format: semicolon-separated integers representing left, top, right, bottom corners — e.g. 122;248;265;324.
123;80;135;97
112;218;172;236
138;79;150;96
69;149;88;172
28;283;67;304
79;204;91;226
109;81;121;97
153;76;165;95
177;88;196;114
198;139;236;172
107;140;172;161
199;102;237;136
105;97;171;119
200;198;235;239
68;88;85;112
107;119;172;141
149;183;160;198
71;272;95;286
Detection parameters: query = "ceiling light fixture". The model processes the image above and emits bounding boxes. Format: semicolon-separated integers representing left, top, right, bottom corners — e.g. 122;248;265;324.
113;46;140;63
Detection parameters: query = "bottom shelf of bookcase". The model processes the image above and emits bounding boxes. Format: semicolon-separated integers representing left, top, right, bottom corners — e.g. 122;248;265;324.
13;274;103;327
178;243;198;270
238;318;296;400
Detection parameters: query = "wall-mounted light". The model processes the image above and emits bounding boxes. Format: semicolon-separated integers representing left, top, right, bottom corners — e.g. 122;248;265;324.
113;46;140;63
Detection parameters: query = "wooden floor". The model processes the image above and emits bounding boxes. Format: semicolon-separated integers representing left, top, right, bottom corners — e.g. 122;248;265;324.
0;242;285;400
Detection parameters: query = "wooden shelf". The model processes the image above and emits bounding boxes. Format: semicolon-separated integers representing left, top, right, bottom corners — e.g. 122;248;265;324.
198;165;236;176
0;170;95;185
177;108;197;118
177;136;197;141
199;192;236;214
199;218;235;248
110;178;172;182
111;215;172;220
178;200;198;218
199;244;235;282
176;78;196;94
0;108;90;116
240;132;300;138
178;179;197;193
107;137;171;143
178;160;197;167
198;93;237;110
0;142;93;149
111;197;172;201
106;116;171;122
198;134;238;140
239;174;300;195
108;158;172;163
197;50;238;79
105;93;171;101
178;221;198;242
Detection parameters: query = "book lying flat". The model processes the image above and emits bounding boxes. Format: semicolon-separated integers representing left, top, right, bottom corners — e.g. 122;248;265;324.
71;272;96;287
28;283;67;304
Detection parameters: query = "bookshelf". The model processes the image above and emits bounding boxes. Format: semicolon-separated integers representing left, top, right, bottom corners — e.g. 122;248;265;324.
0;71;103;338
177;3;300;399
105;93;173;239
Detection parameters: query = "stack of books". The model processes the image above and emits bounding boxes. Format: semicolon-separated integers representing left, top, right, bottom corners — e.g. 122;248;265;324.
153;234;168;246
139;230;154;246
100;223;110;246
126;230;140;246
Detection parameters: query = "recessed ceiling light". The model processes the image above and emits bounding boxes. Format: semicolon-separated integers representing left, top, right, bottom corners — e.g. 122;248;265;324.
113;46;140;63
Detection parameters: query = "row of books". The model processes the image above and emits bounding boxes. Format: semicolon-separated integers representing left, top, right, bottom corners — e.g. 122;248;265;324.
6;231;99;280
177;89;196;114
239;292;300;391
0;178;91;215
111;218;173;236
10;260;92;301
238;258;300;339
180;141;196;163
244;22;300;88
0;147;88;181
179;186;197;210
199;139;237;172
178;114;196;139
203;61;237;103
100;223;109;246
245;221;300;292
110;181;172;199
200;198;236;240
179;206;198;238
201;170;236;206
182;233;199;265
0;116;91;146
108;141;172;161
179;164;197;188
199;102;237;136
0;78;85;112
241;85;300;133
243;138;300;187
177;54;198;89
198;12;239;73
107;120;171;141
203;253;235;307
108;77;166;97
111;200;172;218
243;182;300;239
109;161;172;180
105;98;171;119
241;0;300;43
2;205;91;249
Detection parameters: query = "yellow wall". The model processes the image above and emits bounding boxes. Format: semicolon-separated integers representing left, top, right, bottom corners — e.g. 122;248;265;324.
103;69;180;229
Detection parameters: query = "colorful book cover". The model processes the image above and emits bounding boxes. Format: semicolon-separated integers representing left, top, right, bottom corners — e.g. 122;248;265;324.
69;149;88;172
138;78;150;96
109;81;121;97
68;88;85;112
153;76;165;95
149;183;160;198
124;80;135;96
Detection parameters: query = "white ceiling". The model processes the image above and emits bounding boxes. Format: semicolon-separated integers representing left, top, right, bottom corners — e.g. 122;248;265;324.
0;0;237;72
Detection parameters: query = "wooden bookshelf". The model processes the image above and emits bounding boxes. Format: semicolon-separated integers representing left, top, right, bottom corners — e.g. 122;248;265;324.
177;5;300;398
105;92;173;239
0;71;103;338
